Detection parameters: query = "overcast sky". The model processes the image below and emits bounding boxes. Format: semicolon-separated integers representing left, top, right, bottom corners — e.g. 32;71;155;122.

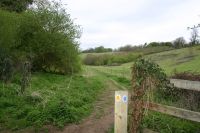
61;0;200;50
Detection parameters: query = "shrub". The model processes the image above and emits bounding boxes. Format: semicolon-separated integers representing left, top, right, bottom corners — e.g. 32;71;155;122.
0;0;81;75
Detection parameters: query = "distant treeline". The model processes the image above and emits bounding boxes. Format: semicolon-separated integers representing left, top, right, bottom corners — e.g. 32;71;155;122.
82;35;200;53
82;46;113;53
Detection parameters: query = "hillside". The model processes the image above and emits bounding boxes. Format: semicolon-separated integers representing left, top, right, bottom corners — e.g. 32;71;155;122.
90;46;200;80
146;46;200;75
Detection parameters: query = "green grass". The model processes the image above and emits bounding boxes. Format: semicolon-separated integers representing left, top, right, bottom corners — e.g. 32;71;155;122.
0;72;105;131
142;111;200;133
107;125;114;133
87;66;131;89
146;46;200;75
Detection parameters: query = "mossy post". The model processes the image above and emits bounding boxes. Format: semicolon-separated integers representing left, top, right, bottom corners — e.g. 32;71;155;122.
129;58;168;133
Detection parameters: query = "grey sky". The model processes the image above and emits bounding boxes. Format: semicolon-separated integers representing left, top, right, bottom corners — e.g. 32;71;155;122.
62;0;200;50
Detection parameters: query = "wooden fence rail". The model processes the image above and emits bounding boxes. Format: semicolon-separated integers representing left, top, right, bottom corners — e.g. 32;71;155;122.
170;78;200;91
140;79;200;123
143;102;200;123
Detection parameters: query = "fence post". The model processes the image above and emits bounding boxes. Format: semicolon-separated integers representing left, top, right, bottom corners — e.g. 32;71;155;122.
115;91;128;133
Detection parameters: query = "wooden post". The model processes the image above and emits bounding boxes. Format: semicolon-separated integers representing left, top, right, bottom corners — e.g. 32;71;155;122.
115;91;128;133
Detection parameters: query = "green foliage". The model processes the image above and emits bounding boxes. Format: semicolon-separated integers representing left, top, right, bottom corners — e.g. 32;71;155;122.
17;1;81;74
0;10;19;51
190;28;199;45
1;58;13;83
133;58;168;88
83;52;140;66
0;0;33;12
142;111;200;133
0;0;81;75
107;125;114;133
0;73;104;130
173;37;187;48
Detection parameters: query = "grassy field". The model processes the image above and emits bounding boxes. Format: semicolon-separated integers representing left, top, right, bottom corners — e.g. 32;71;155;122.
89;46;200;80
87;45;200;133
0;72;105;131
146;46;200;75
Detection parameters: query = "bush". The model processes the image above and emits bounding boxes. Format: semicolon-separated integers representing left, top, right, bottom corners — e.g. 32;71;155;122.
0;0;81;75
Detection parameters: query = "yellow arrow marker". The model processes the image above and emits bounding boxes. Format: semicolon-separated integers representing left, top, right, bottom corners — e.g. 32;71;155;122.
116;95;121;102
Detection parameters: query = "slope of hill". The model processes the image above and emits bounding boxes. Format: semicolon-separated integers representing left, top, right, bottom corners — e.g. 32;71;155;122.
146;46;200;75
91;46;200;79
87;45;200;133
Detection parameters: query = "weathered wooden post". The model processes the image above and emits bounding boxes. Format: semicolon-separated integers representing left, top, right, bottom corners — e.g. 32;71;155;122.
115;91;128;133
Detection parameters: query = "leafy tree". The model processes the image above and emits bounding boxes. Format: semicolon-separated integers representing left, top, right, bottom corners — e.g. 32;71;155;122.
173;37;187;48
15;0;81;74
159;42;173;47
190;28;199;45
0;0;33;12
0;0;81;75
147;42;160;47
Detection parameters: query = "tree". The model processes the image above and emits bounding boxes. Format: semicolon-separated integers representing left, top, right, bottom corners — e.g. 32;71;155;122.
173;37;187;48
16;0;81;74
190;28;199;45
0;0;81;75
147;42;160;47
0;0;33;12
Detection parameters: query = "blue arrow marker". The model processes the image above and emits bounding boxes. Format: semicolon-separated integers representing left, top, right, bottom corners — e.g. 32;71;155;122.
122;95;127;103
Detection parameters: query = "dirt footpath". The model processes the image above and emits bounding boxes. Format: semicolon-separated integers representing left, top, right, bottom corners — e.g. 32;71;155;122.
56;81;118;133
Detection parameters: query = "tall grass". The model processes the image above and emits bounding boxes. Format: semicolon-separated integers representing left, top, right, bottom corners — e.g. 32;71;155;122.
0;73;105;131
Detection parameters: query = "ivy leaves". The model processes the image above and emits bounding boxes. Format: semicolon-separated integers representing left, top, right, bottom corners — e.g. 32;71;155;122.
132;58;168;88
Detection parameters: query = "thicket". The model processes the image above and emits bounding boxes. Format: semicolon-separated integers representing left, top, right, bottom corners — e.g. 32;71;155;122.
0;0;81;82
83;52;141;66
